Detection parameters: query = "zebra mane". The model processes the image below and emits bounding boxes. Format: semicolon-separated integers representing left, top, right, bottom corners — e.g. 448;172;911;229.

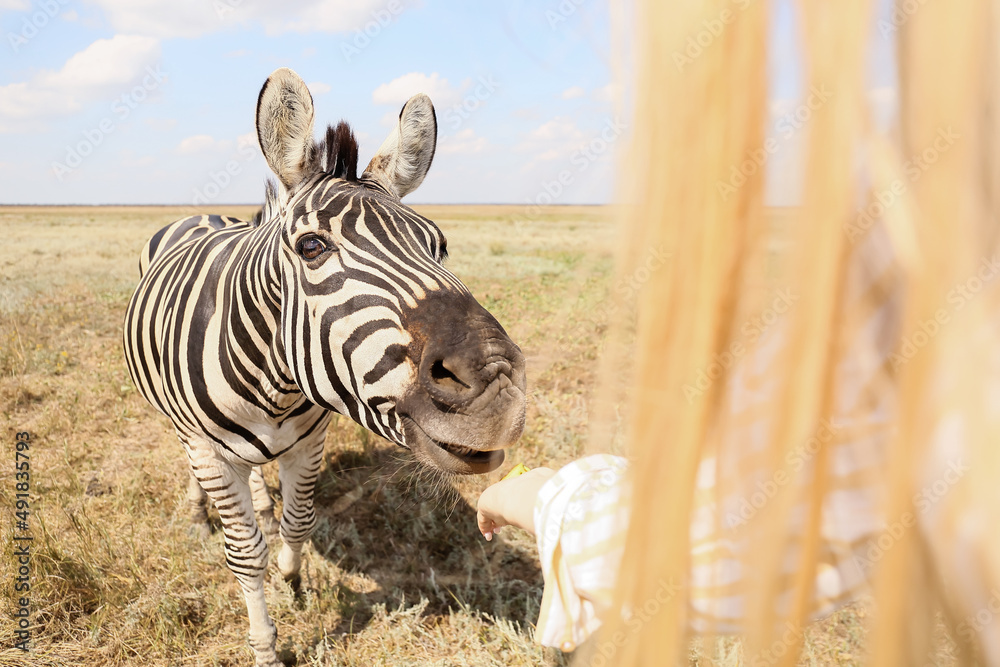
253;121;360;227
315;121;359;181
251;180;278;227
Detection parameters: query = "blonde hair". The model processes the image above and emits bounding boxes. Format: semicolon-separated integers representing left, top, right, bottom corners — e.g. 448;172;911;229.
593;0;1000;664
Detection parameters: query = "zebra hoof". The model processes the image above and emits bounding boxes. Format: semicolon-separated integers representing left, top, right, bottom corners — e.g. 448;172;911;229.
253;646;293;667
257;512;280;538
254;653;285;667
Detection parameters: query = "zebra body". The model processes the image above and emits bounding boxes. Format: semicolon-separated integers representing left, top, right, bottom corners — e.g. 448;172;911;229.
129;212;331;462
123;68;526;667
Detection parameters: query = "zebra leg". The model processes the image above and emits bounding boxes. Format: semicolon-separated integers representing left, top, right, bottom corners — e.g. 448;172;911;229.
249;466;280;538
185;440;281;667
186;468;212;539
276;434;327;589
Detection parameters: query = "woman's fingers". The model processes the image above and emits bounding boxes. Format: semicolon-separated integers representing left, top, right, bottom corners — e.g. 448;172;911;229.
476;467;557;540
477;504;501;540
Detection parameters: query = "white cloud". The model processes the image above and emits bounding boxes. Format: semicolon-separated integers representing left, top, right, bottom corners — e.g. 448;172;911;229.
258;0;398;34
0;35;162;128
514;116;607;173
0;83;79;122
236;131;258;152
144;117;177;131
87;0;223;39
180;131;259;158
519;116;585;148
143;118;177;132
439;128;488;155
379;109;401;128
176;134;231;154
119;149;156;168
271;0;411;34
62;8;79;20
308;82;332;95
38;35;160;91
224;48;250;58
89;0;398;38
592;82;621;103
0;0;29;9
561;86;585;100
372;72;460;108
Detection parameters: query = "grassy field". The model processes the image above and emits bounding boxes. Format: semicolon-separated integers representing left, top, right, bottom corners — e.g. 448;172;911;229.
0;204;888;666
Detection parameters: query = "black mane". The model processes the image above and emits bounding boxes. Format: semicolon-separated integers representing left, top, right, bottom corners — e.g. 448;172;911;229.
315;121;359;181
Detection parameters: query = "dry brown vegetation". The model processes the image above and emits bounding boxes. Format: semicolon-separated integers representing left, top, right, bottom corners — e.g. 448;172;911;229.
1;205;875;666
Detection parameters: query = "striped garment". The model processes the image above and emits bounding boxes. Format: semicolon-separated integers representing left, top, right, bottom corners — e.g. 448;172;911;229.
532;441;889;650
531;225;901;650
534;454;631;650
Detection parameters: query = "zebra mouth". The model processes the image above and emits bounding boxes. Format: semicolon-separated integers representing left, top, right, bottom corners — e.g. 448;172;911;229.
436;440;497;464
401;417;505;474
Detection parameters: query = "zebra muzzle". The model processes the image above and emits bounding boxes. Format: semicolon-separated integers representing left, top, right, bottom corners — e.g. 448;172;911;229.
399;291;527;474
400;416;507;474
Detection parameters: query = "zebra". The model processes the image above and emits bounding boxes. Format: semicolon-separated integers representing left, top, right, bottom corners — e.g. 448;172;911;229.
123;67;526;667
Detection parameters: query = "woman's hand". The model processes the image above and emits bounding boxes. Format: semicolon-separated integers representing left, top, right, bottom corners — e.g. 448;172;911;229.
476;467;556;540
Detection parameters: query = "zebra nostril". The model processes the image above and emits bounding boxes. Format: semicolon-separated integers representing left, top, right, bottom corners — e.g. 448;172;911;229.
429;358;471;393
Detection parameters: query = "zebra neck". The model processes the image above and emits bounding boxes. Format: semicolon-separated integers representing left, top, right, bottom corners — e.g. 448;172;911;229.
219;222;305;417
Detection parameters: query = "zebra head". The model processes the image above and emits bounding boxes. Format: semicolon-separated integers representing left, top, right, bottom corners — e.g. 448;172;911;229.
256;68;526;474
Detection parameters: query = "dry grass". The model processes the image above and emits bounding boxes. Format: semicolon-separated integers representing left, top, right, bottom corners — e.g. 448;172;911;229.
0;205;893;665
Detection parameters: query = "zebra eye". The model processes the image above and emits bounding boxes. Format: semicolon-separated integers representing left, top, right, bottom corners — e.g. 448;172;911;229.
296;235;327;260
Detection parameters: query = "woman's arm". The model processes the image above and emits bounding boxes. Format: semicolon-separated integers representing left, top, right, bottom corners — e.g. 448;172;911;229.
476;467;555;540
477;454;631;650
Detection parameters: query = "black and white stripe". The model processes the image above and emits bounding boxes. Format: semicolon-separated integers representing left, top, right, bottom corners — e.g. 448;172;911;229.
123;68;525;667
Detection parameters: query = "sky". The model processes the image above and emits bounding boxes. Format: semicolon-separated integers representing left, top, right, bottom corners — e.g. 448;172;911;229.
0;0;896;206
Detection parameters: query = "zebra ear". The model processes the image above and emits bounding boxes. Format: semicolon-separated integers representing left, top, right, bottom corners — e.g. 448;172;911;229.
363;94;437;198
256;68;315;189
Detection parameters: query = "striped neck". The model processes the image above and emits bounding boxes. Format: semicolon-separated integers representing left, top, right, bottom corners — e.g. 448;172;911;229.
219;219;307;418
